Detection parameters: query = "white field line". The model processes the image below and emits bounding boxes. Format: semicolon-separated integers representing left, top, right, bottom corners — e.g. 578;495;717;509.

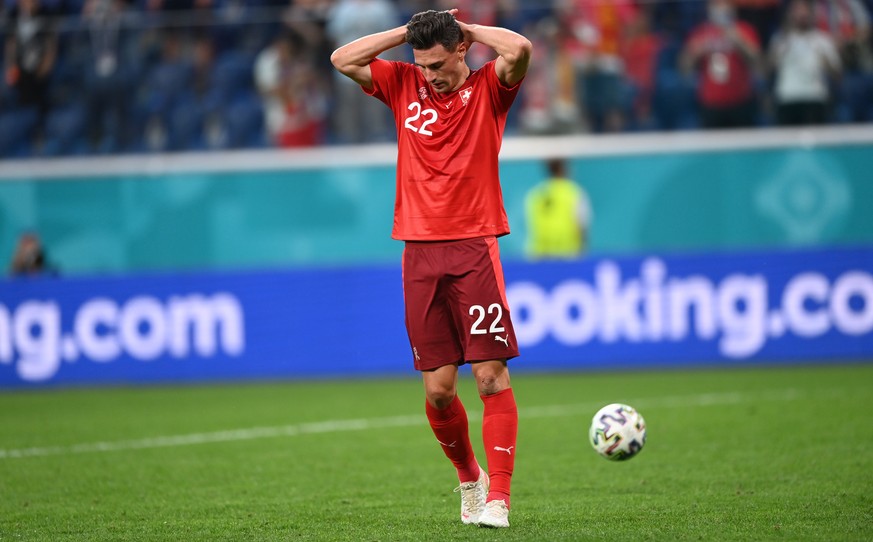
0;389;802;460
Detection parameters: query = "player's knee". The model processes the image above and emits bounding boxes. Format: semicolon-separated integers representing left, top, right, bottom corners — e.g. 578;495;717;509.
477;374;502;396
425;383;456;410
473;363;509;396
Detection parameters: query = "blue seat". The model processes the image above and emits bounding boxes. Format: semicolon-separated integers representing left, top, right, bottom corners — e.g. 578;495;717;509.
48;54;87;108
655;39;683;74
0;79;18;110
652;69;699;130
0;107;39;158
43;105;88;156
224;93;264;148
678;1;708;36
142;61;194;117
168;95;206;151
211;51;256;103
837;73;873;123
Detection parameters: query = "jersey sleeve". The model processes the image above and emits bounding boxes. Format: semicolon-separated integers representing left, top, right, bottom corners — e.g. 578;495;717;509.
483;60;523;114
363;58;405;109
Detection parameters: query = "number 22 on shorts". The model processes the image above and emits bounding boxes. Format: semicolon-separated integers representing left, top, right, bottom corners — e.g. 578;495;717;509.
469;303;505;334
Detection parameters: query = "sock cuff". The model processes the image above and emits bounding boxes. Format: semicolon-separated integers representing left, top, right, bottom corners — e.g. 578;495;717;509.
425;394;464;423
480;387;515;405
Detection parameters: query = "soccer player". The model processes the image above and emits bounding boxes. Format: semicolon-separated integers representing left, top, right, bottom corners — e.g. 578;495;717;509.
330;9;531;528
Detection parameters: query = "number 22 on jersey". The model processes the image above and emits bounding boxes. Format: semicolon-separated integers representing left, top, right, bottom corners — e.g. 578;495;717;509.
404;102;438;136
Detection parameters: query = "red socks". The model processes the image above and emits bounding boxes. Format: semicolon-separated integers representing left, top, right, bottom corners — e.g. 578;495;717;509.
425;395;480;483
425;388;518;507
481;388;518;507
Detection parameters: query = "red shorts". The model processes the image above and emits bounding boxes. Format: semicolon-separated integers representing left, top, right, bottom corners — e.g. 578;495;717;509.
402;236;520;371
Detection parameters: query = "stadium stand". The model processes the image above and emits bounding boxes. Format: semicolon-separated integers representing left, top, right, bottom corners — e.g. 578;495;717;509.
0;0;871;157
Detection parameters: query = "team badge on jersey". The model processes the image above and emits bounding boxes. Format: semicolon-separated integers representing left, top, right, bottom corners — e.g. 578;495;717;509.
460;87;473;106
418;86;429;100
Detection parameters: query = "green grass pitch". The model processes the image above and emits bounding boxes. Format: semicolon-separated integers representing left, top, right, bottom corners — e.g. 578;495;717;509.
1;363;871;541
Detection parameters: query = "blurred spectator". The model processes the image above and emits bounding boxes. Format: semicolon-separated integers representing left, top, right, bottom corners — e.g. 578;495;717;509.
813;0;873;73
9;232;54;277
496;0;549;33
771;0;842;125
284;0;334;77
83;0;136;152
681;0;763;128
4;0;58;144
325;0;399;143
525;158;593;260
255;30;326;147
0;0;870;158
621;7;663;129
438;0;498;67
141;30;192;150
561;0;639;132
145;0;206;10
191;33;216;98
518;17;581;134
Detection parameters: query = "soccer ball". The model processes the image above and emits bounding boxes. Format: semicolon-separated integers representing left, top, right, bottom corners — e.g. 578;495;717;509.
589;403;647;461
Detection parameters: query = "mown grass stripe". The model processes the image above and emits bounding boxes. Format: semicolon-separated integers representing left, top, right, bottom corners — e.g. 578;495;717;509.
0;389;804;459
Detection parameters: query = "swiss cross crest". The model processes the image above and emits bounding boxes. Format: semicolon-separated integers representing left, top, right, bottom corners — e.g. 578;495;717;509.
418;86;428;100
460;87;472;106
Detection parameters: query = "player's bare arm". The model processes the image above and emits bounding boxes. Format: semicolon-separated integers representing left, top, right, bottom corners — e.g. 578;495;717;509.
330;26;407;90
454;16;532;87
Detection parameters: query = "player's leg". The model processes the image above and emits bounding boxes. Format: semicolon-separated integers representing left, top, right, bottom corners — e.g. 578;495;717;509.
422;363;480;482
445;237;519;527
421;354;489;525
471;359;517;528
404;241;488;524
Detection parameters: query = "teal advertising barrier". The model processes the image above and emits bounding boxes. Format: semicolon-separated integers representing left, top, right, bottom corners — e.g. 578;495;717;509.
0;127;871;274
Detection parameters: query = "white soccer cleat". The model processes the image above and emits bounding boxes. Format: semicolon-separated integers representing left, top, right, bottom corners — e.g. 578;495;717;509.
477;499;510;528
454;468;489;525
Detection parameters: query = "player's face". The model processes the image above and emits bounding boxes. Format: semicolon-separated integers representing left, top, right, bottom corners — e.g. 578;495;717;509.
413;43;468;94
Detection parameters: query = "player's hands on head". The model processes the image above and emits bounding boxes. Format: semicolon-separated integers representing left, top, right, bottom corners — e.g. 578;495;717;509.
445;9;474;52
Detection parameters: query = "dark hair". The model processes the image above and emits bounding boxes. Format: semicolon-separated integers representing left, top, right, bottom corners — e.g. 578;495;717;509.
547;158;567;178
406;10;462;51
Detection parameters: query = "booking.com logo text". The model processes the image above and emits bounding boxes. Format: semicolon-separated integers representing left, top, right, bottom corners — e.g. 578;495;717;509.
507;259;873;358
0;293;245;382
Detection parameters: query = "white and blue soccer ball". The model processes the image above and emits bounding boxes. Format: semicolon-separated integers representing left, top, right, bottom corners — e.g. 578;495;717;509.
589;403;647;461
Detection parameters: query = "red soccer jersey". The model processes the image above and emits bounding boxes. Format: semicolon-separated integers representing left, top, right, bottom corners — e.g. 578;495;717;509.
364;58;521;241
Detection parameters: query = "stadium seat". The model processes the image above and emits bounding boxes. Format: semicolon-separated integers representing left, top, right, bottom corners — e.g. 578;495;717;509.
655;39;683;74
224;93;265;148
168;95;206;151
836;73;873;123
48;54;87;109
678;0;708;37
61;0;87;14
142;61;194;117
0;80;17;110
0;107;39;158
210;50;256;103
42;104;88;156
652;70;700;130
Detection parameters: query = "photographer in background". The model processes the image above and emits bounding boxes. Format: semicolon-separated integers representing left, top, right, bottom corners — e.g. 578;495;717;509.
9;232;55;277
